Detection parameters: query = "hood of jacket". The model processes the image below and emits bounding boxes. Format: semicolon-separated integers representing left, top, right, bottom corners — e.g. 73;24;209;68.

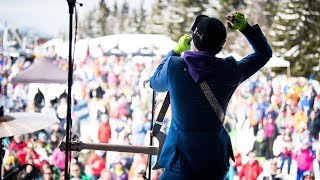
183;51;223;83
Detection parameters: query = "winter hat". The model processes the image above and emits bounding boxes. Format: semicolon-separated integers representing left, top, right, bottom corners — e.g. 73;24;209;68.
4;155;14;164
38;132;47;140
192;16;227;55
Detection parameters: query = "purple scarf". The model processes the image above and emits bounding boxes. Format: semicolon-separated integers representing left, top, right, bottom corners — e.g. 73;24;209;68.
183;51;224;83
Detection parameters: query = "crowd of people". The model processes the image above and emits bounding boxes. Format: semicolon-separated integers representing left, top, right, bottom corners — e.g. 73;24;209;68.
0;45;319;180
224;72;320;180
0;48;165;180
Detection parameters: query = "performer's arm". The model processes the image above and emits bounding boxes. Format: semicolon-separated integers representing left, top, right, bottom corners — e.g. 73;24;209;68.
150;35;191;92
236;24;273;82
149;53;172;92
227;12;273;83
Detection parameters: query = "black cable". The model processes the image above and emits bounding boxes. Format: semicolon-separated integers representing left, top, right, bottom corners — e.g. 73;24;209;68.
3;163;36;180
73;5;79;65
143;91;156;180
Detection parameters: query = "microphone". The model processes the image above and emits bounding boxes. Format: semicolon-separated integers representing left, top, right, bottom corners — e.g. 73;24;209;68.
3;164;32;180
76;2;83;6
66;0;83;7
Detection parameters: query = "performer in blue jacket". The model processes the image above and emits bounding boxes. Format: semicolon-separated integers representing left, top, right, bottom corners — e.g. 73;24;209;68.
150;12;272;180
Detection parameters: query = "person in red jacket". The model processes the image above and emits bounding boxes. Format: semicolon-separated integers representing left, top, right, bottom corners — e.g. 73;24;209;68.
238;150;263;180
234;150;242;174
87;150;106;179
8;135;28;164
8;135;27;153
98;114;112;143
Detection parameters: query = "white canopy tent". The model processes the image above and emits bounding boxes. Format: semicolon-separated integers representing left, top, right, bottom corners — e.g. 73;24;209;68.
264;56;291;76
90;34;177;55
40;34;177;62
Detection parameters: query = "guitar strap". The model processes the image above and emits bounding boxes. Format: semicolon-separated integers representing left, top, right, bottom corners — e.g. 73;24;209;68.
151;81;225;135
199;81;235;162
199;81;225;124
151;93;170;136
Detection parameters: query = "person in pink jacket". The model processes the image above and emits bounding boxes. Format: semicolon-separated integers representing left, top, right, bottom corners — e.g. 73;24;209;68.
293;141;314;180
52;146;66;171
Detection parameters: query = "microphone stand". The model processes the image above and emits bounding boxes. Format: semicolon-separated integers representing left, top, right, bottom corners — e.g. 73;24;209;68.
64;0;76;179
0;138;4;179
143;91;156;180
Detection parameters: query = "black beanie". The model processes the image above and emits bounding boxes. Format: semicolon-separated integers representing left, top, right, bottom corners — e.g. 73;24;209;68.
192;17;227;55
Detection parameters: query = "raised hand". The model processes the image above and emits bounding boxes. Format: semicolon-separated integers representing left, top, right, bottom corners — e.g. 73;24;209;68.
226;12;247;31
173;34;192;55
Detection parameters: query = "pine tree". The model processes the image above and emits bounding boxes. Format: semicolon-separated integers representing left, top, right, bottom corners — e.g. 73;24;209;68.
96;0;110;36
197;0;247;55
121;0;129;15
262;0;280;26
216;0;245;21
130;1;147;33
78;8;98;38
146;0;169;35
166;1;187;41
184;0;210;32
214;0;281;57
271;0;320;79
137;2;147;33
113;1;118;17
119;0;130;33
166;0;212;41
108;1;120;34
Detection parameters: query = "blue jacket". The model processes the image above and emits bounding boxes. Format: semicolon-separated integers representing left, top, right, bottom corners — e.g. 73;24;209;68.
150;25;272;175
